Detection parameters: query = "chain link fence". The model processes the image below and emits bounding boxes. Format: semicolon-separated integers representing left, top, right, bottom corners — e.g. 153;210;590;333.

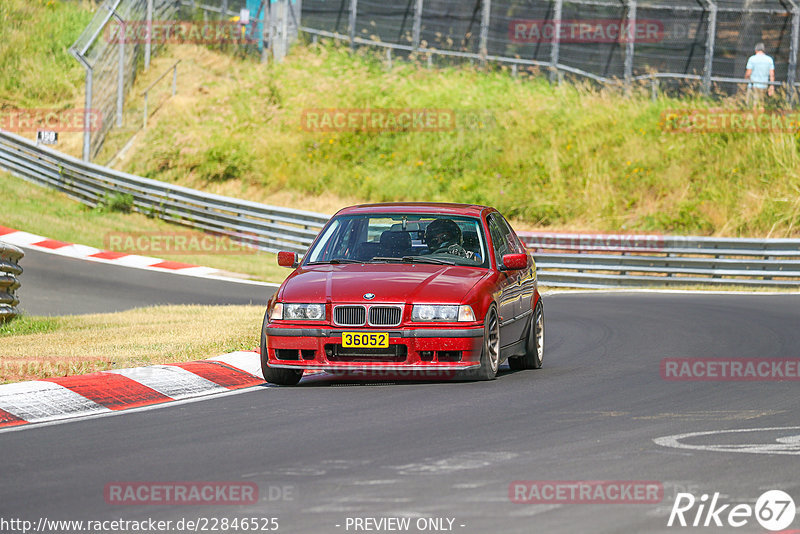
69;0;178;162
300;0;800;97
68;1;800;162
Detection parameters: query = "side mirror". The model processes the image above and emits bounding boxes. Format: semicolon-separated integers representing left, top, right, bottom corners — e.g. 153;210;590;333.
277;251;299;268
501;253;528;271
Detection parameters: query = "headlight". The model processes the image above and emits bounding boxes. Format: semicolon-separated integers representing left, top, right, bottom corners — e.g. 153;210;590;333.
273;303;326;321
412;304;475;322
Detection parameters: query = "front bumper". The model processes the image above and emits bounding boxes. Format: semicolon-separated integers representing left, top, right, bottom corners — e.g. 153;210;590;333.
265;325;484;372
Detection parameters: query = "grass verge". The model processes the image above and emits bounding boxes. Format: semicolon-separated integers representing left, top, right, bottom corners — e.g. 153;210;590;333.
0;305;263;384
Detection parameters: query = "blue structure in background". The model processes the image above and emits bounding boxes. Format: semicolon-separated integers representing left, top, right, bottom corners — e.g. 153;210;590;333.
246;0;264;52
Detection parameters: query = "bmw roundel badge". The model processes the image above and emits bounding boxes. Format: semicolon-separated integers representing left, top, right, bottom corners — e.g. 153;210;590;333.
363;293;375;300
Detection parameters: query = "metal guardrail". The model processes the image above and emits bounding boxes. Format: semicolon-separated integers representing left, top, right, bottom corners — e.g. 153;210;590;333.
0;242;23;322
519;233;800;288
1;130;799;288
0;131;328;254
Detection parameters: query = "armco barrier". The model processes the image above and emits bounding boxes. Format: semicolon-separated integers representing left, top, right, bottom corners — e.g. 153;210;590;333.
1;130;799;288
519;232;800;288
0;241;23;321
0;131;327;254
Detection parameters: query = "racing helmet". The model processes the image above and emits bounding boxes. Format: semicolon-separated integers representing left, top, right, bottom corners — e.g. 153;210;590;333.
425;218;462;251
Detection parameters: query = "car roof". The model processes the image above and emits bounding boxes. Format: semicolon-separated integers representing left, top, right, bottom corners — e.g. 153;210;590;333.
334;202;492;218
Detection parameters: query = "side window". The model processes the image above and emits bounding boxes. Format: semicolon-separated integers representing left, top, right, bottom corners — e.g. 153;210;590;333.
495;215;526;254
487;214;510;263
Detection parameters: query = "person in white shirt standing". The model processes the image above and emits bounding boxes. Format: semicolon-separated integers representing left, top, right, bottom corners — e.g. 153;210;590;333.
745;42;775;104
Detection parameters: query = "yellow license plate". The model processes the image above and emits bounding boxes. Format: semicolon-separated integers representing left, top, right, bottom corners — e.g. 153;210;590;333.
342;332;389;348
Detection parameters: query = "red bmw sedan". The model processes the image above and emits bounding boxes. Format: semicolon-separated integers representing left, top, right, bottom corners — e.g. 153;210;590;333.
260;203;544;385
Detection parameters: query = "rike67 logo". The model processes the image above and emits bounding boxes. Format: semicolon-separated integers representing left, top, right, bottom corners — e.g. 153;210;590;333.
668;490;796;531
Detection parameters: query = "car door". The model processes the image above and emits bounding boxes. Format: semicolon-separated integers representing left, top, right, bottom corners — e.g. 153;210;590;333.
487;213;526;346
494;214;536;324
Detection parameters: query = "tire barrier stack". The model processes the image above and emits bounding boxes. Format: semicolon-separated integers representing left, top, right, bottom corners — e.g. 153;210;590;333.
0;242;23;322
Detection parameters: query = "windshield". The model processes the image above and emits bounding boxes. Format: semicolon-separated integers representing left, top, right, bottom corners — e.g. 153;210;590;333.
305;213;489;268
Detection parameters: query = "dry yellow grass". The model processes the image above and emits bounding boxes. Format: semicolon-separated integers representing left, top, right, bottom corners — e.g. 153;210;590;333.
0;305;263;383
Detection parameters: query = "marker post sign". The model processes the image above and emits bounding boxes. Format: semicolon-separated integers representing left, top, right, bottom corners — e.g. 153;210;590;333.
36;131;58;145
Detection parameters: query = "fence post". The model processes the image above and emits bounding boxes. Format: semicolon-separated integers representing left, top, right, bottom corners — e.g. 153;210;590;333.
281;0;290;57
83;66;93;162
788;5;800;104
624;0;637;91
221;0;228;18
115;16;125;127
412;0;423;51
550;0;563;83
702;0;717;95
261;0;270;63
479;0;491;64
273;0;287;62
145;0;153;70
349;0;357;50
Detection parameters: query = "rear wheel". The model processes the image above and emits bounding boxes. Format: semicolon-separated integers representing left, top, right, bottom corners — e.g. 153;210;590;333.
509;301;543;370
260;311;303;386
463;306;500;381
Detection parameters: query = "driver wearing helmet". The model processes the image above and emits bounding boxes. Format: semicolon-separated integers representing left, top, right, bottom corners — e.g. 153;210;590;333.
425;218;476;260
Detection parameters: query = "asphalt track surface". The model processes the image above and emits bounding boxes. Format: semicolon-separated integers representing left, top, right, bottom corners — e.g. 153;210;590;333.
16;248;276;315
2;284;800;533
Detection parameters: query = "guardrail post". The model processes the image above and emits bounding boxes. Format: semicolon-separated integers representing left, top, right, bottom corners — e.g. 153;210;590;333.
145;0;153;70
348;0;357;51
386;47;393;69
412;0;423;51
702;1;717;95
221;0;228;18
651;76;658;100
788;6;800;104
479;0;491;64
624;0;637;92
550;0;563;83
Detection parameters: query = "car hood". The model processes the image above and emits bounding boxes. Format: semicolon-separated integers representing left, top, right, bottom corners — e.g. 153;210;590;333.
279;263;489;304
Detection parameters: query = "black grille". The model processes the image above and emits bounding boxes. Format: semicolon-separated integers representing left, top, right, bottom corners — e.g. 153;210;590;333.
368;306;402;326
334;305;366;326
325;344;407;362
274;349;300;360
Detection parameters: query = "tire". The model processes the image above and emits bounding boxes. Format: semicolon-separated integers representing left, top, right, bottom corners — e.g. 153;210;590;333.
260;310;303;386
509;301;543;370
462;306;500;381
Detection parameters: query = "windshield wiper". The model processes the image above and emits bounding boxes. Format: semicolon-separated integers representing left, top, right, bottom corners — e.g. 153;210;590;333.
399;256;457;265
308;258;363;265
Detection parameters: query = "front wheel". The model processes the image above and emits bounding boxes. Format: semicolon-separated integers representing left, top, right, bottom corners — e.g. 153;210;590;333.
462;306;500;381
260;311;303;386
